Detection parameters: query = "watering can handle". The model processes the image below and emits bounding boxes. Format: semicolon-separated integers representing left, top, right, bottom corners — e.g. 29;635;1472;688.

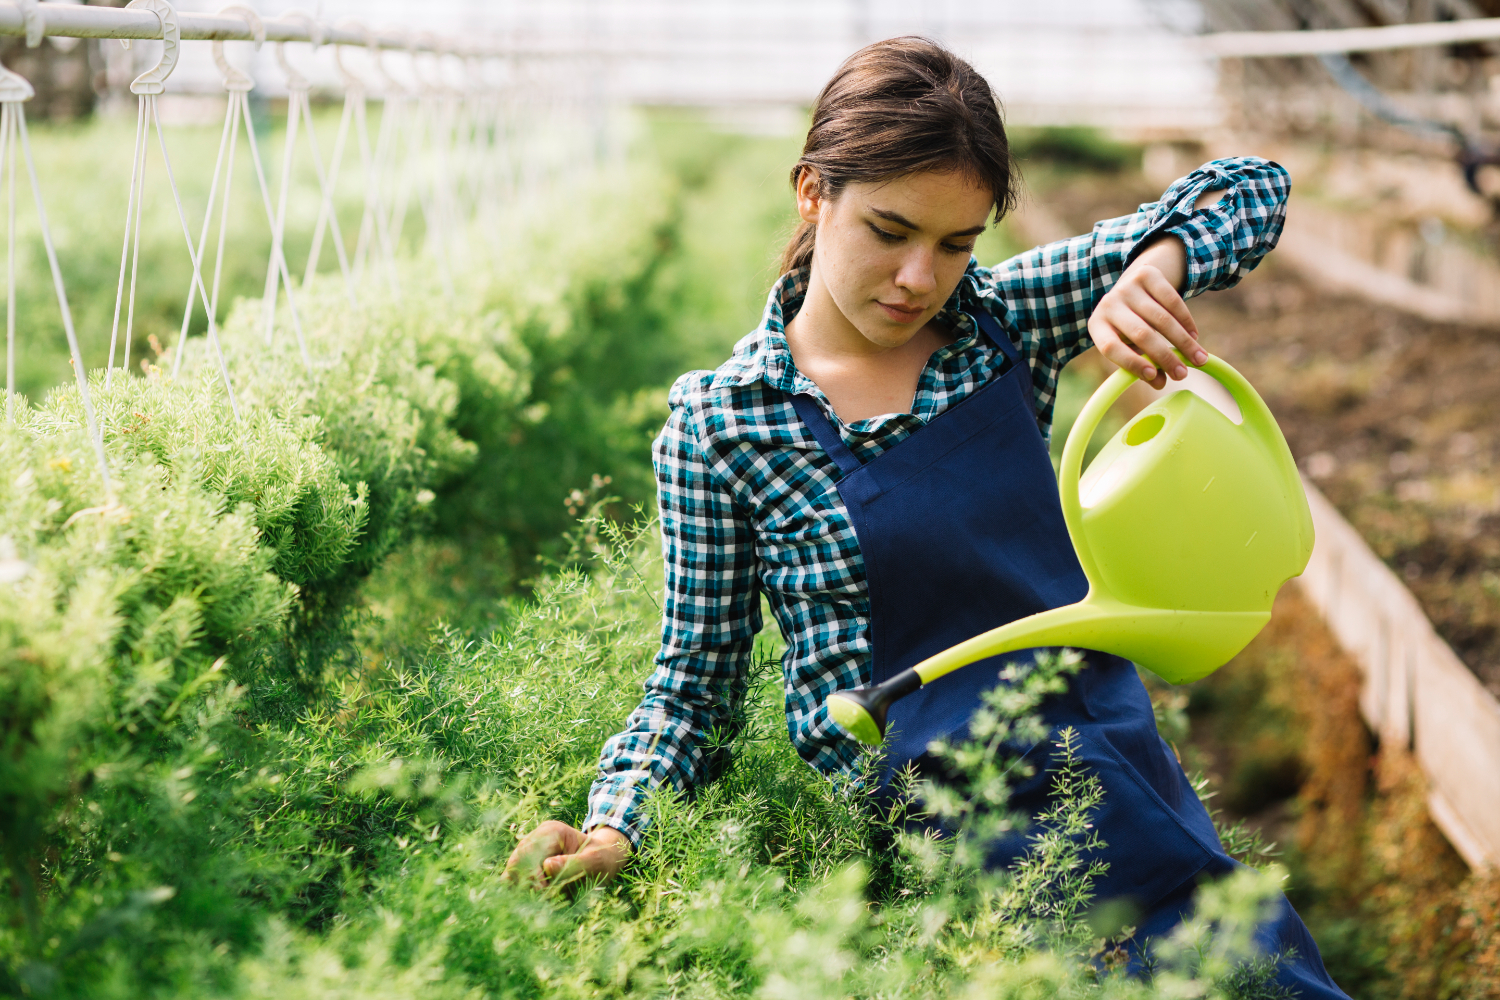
1056;351;1309;587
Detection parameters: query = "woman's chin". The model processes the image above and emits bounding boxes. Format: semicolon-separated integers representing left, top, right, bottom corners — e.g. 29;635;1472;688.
859;325;926;350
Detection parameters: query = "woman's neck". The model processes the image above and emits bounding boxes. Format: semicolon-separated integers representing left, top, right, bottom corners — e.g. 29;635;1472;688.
785;266;952;424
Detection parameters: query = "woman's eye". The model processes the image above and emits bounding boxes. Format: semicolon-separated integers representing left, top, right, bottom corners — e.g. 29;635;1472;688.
868;223;904;244
942;242;977;255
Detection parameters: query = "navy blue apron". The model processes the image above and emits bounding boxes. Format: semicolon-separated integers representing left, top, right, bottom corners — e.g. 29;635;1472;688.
790;311;1347;998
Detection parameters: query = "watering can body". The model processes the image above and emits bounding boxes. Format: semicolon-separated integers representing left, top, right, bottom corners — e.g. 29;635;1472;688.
827;354;1315;746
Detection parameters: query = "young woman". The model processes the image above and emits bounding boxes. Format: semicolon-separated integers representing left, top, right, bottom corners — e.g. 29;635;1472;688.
508;37;1347;997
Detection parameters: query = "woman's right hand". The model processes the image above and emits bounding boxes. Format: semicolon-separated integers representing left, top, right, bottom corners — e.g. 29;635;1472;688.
503;820;631;890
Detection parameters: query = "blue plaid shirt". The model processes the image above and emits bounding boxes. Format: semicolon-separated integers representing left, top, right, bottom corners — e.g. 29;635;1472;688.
586;157;1289;845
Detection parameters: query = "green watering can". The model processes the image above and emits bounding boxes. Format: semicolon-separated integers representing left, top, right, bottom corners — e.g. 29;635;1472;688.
828;353;1316;746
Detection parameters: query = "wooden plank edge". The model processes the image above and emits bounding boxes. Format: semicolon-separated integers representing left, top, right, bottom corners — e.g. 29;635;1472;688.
1293;477;1500;868
1428;788;1497;872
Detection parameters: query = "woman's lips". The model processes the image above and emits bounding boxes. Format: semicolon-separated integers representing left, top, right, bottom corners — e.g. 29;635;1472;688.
878;301;924;323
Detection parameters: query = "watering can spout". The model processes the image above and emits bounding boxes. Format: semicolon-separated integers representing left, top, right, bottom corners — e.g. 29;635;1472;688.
828;353;1315;746
825;597;1273;744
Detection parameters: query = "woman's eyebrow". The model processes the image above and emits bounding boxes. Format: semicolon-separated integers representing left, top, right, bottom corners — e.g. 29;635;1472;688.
870;207;986;238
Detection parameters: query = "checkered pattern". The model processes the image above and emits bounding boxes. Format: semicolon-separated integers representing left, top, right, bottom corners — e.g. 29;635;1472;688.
585;157;1290;845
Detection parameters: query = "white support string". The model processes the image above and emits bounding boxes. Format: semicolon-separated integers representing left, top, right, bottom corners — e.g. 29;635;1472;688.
356;41;406;296
119;106;147;386
105;97;146;387
261;32;318;350
17;107;110;490
203;92;239;351
428;65;463;287
118;0;239;419
150;95;239;419
172;3;262;381
373;53;412;294
341;46;378;287
298;83;355;304
0;6;108;485
234;89;308;367
3;103;15;423
333;28;389;294
171;83;235;377
410;40;455;284
470;66;509;258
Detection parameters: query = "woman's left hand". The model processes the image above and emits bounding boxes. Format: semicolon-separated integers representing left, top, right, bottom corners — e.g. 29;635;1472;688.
1089;235;1210;391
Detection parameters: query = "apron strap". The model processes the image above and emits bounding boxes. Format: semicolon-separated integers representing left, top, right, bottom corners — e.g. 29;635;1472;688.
790;392;863;477
971;308;1036;417
972;308;1020;362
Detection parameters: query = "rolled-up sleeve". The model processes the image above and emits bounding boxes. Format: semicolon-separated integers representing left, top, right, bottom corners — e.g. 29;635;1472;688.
1124;156;1290;298
973;156;1290;429
583;376;761;846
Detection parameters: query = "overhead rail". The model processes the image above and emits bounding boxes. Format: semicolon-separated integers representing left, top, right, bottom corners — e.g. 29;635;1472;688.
0;0;506;55
1202;17;1500;58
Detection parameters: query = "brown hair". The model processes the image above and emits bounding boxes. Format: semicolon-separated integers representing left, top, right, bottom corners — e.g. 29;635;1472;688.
782;37;1015;275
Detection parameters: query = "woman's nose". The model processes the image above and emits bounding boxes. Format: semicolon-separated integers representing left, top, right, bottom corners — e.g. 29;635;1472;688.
895;248;937;296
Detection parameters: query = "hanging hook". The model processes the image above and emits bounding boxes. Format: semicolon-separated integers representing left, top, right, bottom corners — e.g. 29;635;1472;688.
367;27;406;97
332;17;369;94
413;33;444;95
123;0;180;97
273;9;324;92
17;0;44;49
212;4;264;94
412;34;455;98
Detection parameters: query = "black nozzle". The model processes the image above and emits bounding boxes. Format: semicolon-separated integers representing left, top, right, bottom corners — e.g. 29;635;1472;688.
828;668;922;744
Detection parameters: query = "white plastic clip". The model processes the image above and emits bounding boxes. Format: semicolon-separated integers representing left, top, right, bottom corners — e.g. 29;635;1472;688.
276;10;322;92
409;36;438;96
368;26;405;97
0;18;34;102
274;10;325;92
212;4;263;94
18;0;44;48
124;0;180;96
332;17;368;94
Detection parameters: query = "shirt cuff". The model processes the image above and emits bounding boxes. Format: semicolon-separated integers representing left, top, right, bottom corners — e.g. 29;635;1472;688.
583;772;652;848
1124;158;1289;300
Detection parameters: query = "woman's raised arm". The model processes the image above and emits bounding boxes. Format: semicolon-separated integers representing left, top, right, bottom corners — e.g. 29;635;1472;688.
975;156;1290;410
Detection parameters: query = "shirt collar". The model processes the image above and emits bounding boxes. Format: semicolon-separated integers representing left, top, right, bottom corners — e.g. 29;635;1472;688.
713;261;989;393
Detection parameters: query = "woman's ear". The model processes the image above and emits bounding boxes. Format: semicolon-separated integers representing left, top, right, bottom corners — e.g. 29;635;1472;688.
794;167;824;225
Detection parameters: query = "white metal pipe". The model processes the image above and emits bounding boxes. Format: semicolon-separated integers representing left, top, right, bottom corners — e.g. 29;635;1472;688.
1203;18;1500;58
0;2;507;56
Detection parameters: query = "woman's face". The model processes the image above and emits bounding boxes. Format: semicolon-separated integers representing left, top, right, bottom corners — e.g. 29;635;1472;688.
798;167;994;350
